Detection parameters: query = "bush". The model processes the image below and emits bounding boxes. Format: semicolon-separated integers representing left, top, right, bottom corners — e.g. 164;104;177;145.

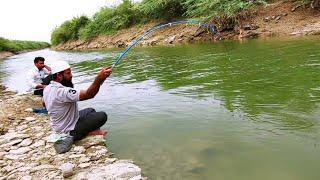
301;0;320;8
184;0;256;30
51;16;90;45
80;0;137;39
0;37;50;53
138;0;186;21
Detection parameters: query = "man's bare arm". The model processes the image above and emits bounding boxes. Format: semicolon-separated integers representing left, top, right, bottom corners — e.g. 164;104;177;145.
79;67;112;101
35;84;46;89
44;65;51;72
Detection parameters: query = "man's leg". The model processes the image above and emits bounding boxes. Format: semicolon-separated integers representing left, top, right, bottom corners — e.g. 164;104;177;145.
33;89;43;96
34;75;52;96
70;108;107;141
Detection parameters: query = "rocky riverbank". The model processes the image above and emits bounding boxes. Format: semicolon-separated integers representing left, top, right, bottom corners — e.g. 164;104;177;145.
54;1;320;51
0;85;145;179
0;52;14;60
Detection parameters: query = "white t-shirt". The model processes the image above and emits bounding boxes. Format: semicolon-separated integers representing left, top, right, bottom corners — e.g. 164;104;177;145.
27;67;50;90
43;81;80;133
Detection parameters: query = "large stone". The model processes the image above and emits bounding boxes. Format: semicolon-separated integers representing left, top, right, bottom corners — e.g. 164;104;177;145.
69;154;85;159
24;108;33;112
167;35;176;44
36;132;45;138
0;152;5;160
86;162;141;180
59;162;74;178
7;173;17;180
10;146;19;150
76;172;88;179
78;162;91;168
17;166;32;172
33;126;43;132
130;175;143;180
73;146;85;154
17;125;28;131
2;132;29;142
9;147;31;155
95;148;108;156
105;158;117;164
4;154;25;160
21;176;32;180
76;135;105;149
79;156;90;163
88;146;108;160
19;138;33;147
30;140;45;148
31;164;56;172
0;138;23;148
25;117;36;122
47;171;61;179
0;138;6;145
2;165;15;173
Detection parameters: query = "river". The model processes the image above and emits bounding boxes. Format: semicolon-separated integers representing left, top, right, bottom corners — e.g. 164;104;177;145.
1;37;320;179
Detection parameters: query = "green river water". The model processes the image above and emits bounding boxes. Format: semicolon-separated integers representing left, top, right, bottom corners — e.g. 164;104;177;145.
1;37;320;179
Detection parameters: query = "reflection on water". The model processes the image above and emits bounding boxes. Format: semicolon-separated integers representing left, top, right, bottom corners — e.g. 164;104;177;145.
1;37;320;179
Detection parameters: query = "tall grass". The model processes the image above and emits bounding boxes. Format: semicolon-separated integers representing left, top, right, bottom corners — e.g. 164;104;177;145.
184;0;256;30
51;0;265;45
184;0;254;19
138;0;186;21
79;0;137;40
0;37;50;53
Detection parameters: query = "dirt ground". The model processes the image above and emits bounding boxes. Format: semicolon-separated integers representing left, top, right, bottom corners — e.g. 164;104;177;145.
250;0;320;37
0;52;14;60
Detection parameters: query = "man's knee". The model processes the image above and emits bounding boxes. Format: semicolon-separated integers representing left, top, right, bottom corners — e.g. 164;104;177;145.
97;112;107;124
81;108;95;114
87;108;96;113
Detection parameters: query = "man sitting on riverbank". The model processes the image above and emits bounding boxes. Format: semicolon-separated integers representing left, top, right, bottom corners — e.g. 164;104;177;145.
43;60;112;153
27;57;52;96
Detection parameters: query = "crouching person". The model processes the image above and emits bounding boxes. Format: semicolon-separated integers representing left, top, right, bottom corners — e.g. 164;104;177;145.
43;61;112;153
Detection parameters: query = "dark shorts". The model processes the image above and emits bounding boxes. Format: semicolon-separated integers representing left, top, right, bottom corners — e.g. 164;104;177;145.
70;108;108;141
33;75;52;96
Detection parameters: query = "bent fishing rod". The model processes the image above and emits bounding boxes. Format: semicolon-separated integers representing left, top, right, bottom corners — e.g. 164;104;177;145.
111;20;218;68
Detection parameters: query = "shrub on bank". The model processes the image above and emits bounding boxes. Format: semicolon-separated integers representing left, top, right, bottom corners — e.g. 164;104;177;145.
138;0;186;21
0;37;50;53
51;16;90;45
184;0;257;30
79;0;137;40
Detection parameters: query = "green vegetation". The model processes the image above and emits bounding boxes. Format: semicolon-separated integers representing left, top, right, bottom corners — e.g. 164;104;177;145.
53;0;319;45
78;0;137;40
51;0;264;45
303;0;320;8
184;0;254;18
0;37;50;53
51;16;90;45
139;0;185;21
184;0;259;30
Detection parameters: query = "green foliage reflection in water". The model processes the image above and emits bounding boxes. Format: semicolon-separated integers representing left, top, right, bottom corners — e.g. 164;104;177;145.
73;38;320;130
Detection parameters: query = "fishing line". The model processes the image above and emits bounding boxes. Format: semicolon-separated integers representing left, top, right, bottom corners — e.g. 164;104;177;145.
111;20;218;68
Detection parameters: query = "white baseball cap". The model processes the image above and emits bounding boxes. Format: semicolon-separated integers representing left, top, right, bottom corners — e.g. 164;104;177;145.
51;61;70;74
